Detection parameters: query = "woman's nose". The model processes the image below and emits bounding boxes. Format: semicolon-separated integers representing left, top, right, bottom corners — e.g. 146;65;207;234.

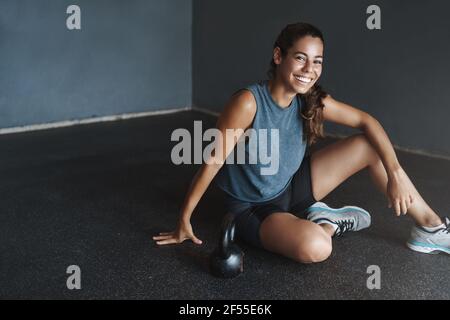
301;60;313;73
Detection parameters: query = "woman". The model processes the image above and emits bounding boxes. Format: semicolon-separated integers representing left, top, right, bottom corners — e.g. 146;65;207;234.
154;22;449;262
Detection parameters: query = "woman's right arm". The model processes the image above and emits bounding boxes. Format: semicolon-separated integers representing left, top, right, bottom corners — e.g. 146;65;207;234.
153;90;256;245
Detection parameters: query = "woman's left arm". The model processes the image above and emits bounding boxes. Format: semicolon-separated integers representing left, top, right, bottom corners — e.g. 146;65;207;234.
322;95;415;215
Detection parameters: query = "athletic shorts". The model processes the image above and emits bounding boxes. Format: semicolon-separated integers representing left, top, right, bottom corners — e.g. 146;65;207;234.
220;155;317;249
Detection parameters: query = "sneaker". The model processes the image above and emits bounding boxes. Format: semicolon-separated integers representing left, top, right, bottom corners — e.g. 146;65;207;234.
406;217;450;255
306;202;371;237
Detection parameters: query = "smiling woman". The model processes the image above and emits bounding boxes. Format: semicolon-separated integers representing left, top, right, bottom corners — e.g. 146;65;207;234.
154;22;449;266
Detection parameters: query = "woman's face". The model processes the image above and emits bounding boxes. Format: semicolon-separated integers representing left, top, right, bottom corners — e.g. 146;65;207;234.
273;35;324;94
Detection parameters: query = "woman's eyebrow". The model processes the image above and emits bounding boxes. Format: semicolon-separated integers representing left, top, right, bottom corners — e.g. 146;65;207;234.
293;51;323;58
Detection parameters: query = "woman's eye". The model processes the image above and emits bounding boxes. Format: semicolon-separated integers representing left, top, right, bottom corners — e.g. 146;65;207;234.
315;60;323;65
296;56;306;61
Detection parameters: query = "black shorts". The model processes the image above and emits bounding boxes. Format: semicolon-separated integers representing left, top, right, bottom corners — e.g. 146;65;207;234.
220;155;317;249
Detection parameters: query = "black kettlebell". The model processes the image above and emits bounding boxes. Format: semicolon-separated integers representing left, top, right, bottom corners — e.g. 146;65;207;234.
209;212;244;278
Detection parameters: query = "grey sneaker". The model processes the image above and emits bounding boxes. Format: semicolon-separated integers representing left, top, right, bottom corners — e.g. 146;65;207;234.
406;217;450;255
306;202;371;237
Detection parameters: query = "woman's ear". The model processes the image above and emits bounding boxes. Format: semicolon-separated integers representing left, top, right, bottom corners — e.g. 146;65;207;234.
273;47;282;65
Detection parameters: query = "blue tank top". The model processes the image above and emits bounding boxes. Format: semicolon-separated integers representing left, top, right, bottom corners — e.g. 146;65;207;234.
215;80;307;202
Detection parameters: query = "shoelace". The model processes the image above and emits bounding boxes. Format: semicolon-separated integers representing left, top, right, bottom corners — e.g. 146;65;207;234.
335;219;355;237
443;222;450;234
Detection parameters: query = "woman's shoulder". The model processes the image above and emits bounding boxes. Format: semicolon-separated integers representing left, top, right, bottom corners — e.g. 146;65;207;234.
228;88;257;115
222;80;270;123
217;87;257;131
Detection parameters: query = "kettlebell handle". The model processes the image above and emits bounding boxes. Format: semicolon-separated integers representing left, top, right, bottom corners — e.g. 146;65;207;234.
218;212;236;259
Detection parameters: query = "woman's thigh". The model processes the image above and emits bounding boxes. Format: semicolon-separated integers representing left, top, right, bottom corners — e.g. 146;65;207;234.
310;134;380;201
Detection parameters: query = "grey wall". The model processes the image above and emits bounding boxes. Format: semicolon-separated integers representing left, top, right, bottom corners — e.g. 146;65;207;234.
0;0;192;128
193;0;450;157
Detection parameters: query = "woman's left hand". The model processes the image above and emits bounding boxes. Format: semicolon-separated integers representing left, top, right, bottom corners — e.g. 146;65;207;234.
386;167;415;216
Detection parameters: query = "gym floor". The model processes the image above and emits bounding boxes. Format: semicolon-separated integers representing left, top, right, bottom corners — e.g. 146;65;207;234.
1;110;449;299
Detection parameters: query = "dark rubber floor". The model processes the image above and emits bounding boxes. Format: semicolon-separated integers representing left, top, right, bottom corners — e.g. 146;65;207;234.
1;110;449;299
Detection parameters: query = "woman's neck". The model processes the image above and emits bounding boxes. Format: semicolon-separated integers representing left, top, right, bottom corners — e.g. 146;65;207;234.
267;78;297;108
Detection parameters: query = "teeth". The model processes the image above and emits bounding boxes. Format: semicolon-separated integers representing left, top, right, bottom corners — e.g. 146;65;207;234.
294;75;312;83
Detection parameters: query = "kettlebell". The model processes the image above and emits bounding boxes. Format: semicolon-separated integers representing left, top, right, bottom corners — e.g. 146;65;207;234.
209;212;244;278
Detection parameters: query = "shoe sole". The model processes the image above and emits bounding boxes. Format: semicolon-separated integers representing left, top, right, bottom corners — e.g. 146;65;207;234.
307;203;371;219
406;241;450;255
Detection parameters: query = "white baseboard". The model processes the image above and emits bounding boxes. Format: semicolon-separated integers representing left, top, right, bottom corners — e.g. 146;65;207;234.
0;107;191;135
192;106;220;117
1;105;448;161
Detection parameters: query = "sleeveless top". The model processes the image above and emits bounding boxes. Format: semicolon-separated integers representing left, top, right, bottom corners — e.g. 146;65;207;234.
214;80;307;203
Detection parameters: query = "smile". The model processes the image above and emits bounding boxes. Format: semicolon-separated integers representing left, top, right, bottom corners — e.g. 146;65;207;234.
294;75;313;84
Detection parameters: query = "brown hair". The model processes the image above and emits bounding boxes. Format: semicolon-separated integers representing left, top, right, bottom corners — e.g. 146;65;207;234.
267;22;328;146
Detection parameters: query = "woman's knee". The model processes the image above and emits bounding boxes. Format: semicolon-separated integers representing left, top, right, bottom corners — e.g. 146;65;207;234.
351;133;371;149
293;233;332;264
351;134;380;166
259;213;332;263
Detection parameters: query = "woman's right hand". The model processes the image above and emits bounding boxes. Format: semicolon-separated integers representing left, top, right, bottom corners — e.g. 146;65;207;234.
153;219;203;245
